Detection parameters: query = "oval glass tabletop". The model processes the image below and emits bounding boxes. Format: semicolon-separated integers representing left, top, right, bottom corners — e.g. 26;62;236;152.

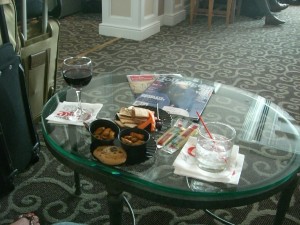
41;73;300;198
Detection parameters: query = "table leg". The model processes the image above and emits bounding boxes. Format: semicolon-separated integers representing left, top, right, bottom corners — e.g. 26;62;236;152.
66;124;82;195
107;184;124;225
273;175;299;225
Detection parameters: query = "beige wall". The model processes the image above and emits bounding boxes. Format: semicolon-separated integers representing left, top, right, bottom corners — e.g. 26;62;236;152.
111;0;131;17
144;0;155;16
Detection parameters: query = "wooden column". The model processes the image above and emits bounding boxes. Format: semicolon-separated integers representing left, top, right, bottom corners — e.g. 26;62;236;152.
162;0;186;26
99;0;160;41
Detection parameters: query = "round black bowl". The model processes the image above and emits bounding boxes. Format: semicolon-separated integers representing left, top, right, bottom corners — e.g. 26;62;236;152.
89;119;120;146
118;128;150;165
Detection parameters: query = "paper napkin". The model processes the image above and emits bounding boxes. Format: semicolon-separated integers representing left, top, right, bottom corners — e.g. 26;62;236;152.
46;101;103;126
173;137;245;185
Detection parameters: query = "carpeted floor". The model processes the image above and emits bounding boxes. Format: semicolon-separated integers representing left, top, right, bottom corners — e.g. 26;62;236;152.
1;5;300;225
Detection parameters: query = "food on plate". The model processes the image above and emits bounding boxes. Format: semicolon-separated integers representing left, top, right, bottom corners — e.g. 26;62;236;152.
92;146;127;165
131;106;149;118
93;126;115;140
136;116;152;130
120;132;145;146
116;106;156;132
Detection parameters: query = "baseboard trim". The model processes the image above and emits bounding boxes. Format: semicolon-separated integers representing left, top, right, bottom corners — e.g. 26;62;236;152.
163;9;186;26
99;21;161;41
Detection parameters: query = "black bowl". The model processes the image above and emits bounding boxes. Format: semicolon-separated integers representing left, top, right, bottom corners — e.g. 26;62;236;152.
89;119;120;146
118;128;150;165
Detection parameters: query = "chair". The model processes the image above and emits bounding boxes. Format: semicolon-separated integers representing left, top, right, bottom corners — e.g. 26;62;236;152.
190;0;239;30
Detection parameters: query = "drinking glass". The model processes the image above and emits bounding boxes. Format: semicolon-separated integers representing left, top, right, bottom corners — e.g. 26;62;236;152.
62;56;92;122
196;122;236;173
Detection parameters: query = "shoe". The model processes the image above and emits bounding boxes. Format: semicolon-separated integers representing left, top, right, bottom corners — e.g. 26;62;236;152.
270;3;289;12
286;0;300;6
265;15;285;25
12;213;40;225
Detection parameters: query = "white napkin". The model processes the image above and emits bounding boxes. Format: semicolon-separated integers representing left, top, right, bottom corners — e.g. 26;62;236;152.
173;137;245;185
46;101;103;126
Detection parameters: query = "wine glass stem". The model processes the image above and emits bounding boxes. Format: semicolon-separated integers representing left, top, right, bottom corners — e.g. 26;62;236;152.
76;89;82;115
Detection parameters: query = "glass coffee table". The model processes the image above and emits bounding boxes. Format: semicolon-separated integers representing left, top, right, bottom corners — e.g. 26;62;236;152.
41;73;300;225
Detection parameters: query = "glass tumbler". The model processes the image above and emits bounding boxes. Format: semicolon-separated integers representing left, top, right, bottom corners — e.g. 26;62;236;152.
196;122;236;173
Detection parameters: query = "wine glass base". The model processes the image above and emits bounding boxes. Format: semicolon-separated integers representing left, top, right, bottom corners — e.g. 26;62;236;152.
68;108;92;122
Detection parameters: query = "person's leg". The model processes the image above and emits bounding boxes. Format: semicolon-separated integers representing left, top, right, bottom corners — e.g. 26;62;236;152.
254;0;285;25
268;0;289;12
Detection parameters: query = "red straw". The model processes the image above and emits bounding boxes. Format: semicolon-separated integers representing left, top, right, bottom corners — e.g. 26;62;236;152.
196;111;214;140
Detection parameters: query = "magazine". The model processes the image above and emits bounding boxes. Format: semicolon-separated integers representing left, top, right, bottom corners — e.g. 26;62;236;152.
132;75;214;119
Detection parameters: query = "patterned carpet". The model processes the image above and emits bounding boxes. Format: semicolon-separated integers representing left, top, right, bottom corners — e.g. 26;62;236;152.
1;5;300;225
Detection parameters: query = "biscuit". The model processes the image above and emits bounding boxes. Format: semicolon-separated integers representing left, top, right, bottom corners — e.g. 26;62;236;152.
92;146;127;165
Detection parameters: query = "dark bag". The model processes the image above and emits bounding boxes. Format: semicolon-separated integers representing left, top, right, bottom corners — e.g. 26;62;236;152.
82;0;102;13
15;0;43;20
240;0;264;19
0;5;40;198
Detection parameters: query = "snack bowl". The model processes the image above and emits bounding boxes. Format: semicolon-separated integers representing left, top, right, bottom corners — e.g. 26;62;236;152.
89;119;120;146
118;128;150;165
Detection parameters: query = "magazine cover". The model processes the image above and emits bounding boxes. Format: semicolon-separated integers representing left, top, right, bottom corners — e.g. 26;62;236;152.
126;74;159;96
133;75;214;118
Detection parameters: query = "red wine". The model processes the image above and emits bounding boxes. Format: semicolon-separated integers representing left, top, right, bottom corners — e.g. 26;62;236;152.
63;68;92;88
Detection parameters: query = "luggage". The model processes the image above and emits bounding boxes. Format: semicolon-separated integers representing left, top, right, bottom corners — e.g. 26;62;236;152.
0;0;20;51
15;0;44;21
18;0;60;122
54;0;82;18
0;3;40;197
82;0;102;13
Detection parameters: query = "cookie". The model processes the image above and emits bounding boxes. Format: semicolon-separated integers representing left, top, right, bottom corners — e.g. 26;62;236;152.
92;146;127;165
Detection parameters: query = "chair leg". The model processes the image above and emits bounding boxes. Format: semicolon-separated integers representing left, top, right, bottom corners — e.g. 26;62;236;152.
226;0;233;26
230;0;236;23
190;0;194;24
208;0;214;30
190;0;200;25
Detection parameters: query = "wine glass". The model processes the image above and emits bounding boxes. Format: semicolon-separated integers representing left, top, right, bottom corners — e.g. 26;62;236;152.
62;56;93;122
